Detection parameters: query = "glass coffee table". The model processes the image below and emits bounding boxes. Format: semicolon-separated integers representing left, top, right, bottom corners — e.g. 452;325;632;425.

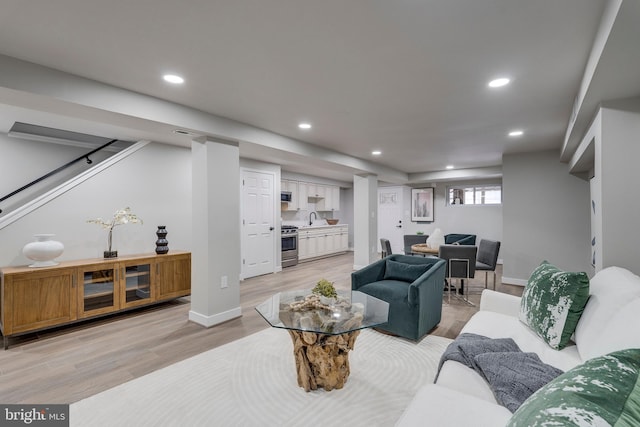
256;290;389;392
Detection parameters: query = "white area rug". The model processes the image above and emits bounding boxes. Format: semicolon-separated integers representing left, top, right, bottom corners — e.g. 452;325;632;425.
71;328;451;427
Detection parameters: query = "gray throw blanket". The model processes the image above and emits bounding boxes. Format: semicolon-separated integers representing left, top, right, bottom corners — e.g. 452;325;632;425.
435;333;564;412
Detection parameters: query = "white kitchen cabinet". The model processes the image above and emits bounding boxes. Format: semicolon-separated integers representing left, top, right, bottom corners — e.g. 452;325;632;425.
298;225;349;261
306;182;318;199
297;182;309;210
339;227;349;251
316;231;327;254
327;225;348;253
326;230;338;253
304;183;315;199
281;180;300;210
317;185;340;211
281;179;340;212
298;228;319;260
330;229;343;252
331;186;340;211
306;183;327;199
298;231;310;259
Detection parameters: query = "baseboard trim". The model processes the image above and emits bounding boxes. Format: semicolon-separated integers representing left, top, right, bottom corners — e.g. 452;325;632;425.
189;307;242;328
501;276;527;287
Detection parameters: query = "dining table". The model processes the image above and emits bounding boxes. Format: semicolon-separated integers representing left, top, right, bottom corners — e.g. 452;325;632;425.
410;243;439;256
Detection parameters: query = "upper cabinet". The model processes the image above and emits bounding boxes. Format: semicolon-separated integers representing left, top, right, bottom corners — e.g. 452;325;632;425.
297;182;309;210
282;179;340;212
306;183;326;199
316;185;340;212
281;179;301;211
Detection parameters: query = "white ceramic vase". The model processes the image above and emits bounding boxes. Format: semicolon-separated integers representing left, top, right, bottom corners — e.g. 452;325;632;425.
22;234;64;267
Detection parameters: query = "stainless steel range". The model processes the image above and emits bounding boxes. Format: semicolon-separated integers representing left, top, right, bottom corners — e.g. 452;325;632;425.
281;225;299;268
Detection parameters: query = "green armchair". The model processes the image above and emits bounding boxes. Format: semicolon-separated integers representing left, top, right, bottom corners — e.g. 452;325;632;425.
351;254;446;341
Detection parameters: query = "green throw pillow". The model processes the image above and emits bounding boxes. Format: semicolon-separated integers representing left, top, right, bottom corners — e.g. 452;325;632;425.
507;349;640;427
383;259;431;283
519;261;589;350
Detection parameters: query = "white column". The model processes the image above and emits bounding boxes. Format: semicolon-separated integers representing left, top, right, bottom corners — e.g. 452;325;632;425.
353;174;378;270
189;138;242;327
597;106;640;273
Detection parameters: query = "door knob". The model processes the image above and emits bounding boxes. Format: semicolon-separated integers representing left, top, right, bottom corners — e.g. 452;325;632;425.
269;227;274;231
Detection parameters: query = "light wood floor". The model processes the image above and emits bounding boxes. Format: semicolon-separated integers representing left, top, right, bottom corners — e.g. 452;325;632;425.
0;252;521;404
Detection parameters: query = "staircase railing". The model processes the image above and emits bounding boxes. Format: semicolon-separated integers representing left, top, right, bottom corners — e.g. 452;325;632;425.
0;139;118;214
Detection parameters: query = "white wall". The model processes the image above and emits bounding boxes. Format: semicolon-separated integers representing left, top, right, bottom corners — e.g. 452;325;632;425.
0;134;112;213
502;150;591;284
0;138;304;275
0;142;192;267
399;180;503;242
340;187;355;248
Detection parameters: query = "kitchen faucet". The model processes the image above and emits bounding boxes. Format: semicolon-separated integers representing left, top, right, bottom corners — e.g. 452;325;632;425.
309;211;317;226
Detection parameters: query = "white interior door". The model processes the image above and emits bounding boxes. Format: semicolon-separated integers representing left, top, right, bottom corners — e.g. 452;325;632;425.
241;169;275;279
378;186;405;254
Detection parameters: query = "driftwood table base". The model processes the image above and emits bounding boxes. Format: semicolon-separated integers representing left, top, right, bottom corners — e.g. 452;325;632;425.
288;329;361;392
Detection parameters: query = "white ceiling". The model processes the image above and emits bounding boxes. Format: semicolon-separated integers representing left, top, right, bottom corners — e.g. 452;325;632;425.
0;0;612;183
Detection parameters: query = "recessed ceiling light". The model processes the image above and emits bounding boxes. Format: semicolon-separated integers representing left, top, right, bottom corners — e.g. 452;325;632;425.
298;123;312;129
488;77;510;88
372;150;382;156
446;165;454;170
509;130;524;137
163;74;184;84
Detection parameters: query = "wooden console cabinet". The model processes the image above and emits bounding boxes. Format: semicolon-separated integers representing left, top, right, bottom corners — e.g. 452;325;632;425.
0;251;190;349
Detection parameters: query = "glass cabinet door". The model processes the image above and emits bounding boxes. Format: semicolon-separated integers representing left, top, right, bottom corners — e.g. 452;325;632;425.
80;266;117;317
122;262;152;307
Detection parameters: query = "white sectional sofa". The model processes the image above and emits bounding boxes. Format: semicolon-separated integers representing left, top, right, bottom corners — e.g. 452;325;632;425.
396;266;640;427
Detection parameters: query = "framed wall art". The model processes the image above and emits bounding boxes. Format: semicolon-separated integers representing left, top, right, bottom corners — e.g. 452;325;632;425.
411;188;434;222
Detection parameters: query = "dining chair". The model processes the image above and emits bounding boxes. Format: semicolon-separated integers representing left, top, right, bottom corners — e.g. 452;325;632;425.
380;238;393;258
403;234;428;255
475;239;501;290
438;244;477;305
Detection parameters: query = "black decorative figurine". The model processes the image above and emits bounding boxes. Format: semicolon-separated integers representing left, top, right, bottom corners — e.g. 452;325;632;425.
155;226;169;254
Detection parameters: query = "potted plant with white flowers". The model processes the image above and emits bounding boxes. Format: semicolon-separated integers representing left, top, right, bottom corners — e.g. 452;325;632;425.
87;207;143;258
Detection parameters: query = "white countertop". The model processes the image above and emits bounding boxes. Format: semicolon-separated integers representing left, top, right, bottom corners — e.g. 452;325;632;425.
296;223;348;229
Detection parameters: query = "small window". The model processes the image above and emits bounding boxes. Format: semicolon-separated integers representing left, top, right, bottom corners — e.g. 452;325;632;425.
448;185;502;205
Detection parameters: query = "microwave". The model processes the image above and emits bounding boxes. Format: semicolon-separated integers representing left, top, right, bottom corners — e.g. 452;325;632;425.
281;191;292;202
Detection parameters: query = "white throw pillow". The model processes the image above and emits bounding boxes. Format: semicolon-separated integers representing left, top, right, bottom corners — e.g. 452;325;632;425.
427;228;445;248
574;266;640;361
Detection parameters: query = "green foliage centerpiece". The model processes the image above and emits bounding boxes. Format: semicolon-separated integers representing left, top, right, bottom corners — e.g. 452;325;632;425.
288;279;339;313
312;278;337;299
